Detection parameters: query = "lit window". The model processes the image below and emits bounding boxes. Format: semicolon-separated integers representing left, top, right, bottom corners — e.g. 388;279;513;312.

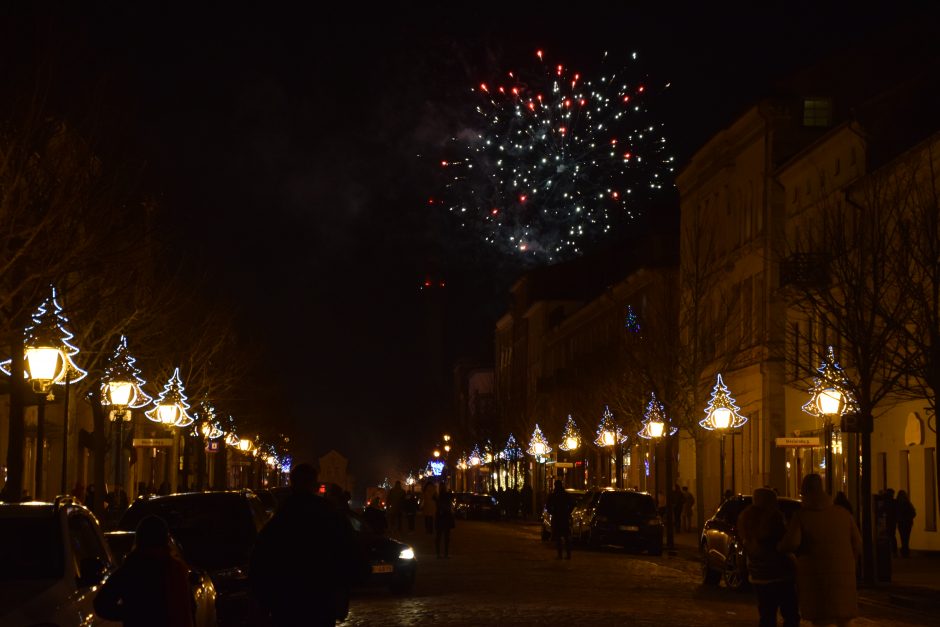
803;98;832;127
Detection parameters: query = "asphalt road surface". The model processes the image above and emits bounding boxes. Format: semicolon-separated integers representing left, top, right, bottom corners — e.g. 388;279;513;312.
344;519;931;626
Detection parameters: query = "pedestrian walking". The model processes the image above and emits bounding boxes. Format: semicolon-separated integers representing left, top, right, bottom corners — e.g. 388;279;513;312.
672;483;683;532
435;484;456;558
387;480;405;531
520;482;533;520
546;480;575;559
249;463;359;626
834;491;853;515
404;488;418;532
884;488;899;556
93;515;194;627
739;488;799;627
422;480;437;534
681;486;695;532
779;473;862;627
896;490;916;557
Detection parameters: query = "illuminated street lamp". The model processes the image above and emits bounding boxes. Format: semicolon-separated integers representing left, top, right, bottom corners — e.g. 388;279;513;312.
559;415;581;452
145;368;195;428
595;406;624;487
102;336;153;496
432;449;441;458
527;424;552;498
700;374;748;500
638;393;676;504
802;346;857;494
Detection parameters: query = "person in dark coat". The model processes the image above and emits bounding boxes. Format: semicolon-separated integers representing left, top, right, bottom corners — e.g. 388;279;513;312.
435;485;456;558
738;488;799;627
249;463;358;626
404;488;418;532
884;488;899;556
520;483;533;520
896;490;916;557
546;480;575;559
93;515;194;627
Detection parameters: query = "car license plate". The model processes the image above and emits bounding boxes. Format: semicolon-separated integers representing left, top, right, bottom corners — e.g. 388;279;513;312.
371;564;394;574
619;525;640;531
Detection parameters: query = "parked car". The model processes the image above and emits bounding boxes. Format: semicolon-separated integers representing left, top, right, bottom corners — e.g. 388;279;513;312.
117;490;270;625
452;492;500;520
105;530;217;627
0;496;118;625
571;488;663;555
700;494;801;590
540;489;587;541
347;511;416;594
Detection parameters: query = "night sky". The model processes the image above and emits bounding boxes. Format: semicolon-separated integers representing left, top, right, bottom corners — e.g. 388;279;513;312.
6;3;938;485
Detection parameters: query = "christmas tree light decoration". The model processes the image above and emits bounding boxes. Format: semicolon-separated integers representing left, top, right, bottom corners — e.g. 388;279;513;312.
484;439;495;464
802;346;858;419
2;286;88;393
559;415;581;451
595;405;624;447
502;433;524;461
625;305;641;334
527;424;553;457
196;401;224;440
468;445;483;467
700;374;748;431
145;367;194;428
638;392;676;439
101;336;152;411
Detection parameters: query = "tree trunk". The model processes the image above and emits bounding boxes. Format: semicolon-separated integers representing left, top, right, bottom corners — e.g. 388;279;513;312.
694;437;707;534
2;349;26;502
91;393;107;519
860;423;874;584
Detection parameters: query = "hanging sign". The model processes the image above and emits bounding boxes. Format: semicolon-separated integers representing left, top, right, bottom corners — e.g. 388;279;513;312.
133;437;174;448
775;437;821;447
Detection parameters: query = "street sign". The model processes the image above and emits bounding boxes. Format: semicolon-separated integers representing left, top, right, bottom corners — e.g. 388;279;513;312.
132;437;174;447
775;437;821;447
206;440;221;453
554;462;574;468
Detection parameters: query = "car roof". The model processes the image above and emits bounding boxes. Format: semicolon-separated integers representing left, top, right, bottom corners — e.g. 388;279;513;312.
0;502;56;517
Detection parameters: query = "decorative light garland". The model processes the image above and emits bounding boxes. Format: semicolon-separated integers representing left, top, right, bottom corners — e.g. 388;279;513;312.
527;423;553;457
101;335;152;409
595;405;625;447
144;367;194;428
638;392;676;439
559;415;581;451
700;374;747;431
802;345;858;419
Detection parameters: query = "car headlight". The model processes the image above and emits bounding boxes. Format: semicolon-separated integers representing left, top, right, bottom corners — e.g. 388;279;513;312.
399;548;415;560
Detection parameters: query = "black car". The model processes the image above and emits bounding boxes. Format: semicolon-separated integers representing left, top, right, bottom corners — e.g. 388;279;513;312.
452;492;500;520
347;511;416;594
117;490;270;625
541;489;587;541
700;494;801;590
571;488;663;555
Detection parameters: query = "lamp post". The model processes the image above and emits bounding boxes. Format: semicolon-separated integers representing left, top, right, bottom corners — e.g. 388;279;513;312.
638;392;677;551
700;374;748;502
146;368;195;491
595;406;623;488
802;346;857;495
4;287;89;500
527;424;552;509
468;445;482;492
558;415;581;488
102;336;152;502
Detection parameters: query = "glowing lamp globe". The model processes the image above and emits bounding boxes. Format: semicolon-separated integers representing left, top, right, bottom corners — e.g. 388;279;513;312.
815;388;844;417
711;407;732;430
532;442;546;456
157;404;179;425
433;449;441;458
238;438;254;452
648;420;665;439
444;444;451;453
602;430;615;447
107;380;136;408
25;346;63;386
565;436;580;451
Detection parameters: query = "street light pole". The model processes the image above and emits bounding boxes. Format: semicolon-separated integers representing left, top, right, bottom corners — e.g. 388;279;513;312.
803;347;856;497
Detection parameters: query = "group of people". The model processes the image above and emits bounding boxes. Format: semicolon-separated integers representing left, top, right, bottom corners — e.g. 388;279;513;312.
377;479;456;558
671;484;696;532
739;473;862;627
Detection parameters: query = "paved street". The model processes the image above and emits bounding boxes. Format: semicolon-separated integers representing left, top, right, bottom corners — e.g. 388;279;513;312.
346;520;931;626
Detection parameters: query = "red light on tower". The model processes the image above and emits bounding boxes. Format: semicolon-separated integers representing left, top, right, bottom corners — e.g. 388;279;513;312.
441;160;448;167
479;83;489;92
528;102;536;111
637;85;645;93
536;49;543;60
491;208;499;215
519;194;527;203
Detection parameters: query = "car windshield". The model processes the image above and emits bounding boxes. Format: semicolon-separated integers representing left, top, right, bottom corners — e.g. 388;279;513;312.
119;495;255;571
0;517;64;580
597;492;657;518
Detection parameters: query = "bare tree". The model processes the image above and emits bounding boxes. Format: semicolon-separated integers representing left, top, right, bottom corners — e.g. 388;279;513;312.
784;165;909;584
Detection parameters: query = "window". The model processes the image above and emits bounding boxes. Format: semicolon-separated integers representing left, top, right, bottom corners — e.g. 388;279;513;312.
803;97;833;127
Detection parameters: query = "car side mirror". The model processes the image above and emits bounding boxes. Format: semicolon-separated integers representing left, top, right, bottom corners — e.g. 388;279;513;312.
77;556;108;588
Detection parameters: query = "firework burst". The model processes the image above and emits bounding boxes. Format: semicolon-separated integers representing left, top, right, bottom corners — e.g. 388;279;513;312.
440;49;674;263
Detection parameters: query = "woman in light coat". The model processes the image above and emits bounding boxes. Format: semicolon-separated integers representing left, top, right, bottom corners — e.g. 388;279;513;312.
779;473;862;626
